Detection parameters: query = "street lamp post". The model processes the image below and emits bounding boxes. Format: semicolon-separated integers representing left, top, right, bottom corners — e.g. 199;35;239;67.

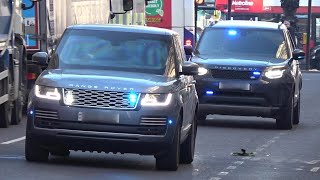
306;0;312;70
227;0;232;20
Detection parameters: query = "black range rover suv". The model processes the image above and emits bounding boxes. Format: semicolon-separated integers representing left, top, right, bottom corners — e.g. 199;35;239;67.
186;20;305;130
26;25;200;171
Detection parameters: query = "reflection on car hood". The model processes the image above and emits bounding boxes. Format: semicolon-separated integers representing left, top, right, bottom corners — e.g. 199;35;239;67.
192;56;287;69
36;69;178;93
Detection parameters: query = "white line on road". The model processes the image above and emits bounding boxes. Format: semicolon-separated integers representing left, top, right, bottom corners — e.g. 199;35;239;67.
310;167;320;172
226;166;237;170
0;155;25;159
1;136;26;145
218;172;229;176
234;161;244;165
209;177;221;180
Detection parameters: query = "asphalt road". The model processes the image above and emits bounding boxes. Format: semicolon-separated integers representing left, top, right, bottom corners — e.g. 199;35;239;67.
0;73;320;180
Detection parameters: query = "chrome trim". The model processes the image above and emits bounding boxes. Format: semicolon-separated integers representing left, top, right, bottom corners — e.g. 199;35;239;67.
62;88;141;110
34;127;166;138
140;117;167;126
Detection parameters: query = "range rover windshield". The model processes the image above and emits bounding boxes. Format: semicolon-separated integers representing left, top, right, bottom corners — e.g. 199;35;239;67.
55;29;171;75
195;28;289;60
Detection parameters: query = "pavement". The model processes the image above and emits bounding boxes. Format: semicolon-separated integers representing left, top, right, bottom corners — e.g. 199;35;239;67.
0;73;320;180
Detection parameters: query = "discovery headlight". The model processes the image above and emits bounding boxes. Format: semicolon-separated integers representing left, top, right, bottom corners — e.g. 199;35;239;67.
35;85;61;100
198;67;208;75
264;67;286;79
141;93;172;107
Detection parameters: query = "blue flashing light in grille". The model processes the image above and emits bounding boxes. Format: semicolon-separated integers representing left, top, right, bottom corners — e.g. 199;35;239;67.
206;90;214;95
29;110;34;115
253;71;261;76
228;30;237;36
129;93;138;104
168;120;173;125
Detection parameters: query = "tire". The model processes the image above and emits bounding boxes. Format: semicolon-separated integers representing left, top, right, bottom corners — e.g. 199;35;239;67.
156;118;181;171
0;102;12;128
276;93;294;130
0;77;12;128
293;91;301;125
11;91;23;125
180;114;197;164
11;45;27;125
50;149;70;157
25;135;49;162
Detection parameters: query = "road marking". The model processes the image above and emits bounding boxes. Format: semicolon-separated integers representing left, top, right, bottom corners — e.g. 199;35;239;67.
234;161;244;165
310;167;320;172
209;178;221;180
0;155;25;159
1;136;26;145
305;160;320;165
218;172;229;176
226;166;237;170
295;168;304;171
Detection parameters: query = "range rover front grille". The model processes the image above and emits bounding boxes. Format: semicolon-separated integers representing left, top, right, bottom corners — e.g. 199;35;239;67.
63;89;140;109
211;69;260;80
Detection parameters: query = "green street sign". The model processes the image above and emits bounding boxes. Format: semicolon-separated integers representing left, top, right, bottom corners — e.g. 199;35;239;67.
146;0;164;17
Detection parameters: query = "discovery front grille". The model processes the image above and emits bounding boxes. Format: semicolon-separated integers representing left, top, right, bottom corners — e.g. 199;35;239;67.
63;88;140;109
211;69;260;80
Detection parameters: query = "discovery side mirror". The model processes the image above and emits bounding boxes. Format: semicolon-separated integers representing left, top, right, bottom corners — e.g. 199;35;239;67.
181;61;199;76
32;52;48;66
292;49;305;60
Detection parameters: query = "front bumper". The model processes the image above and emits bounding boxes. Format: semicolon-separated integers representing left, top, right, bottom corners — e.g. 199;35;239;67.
27;94;180;155
195;76;294;118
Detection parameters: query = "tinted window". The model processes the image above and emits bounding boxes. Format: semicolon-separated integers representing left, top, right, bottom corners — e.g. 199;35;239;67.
55;29;171;75
196;28;289;60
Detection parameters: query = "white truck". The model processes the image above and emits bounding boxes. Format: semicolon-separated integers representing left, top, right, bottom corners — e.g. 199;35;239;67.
0;0;144;128
25;0;147;94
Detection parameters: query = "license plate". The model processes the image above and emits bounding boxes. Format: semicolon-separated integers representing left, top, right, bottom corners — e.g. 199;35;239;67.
219;82;250;91
78;111;120;124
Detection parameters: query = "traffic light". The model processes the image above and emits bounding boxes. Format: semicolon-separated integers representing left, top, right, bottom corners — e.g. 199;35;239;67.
123;0;133;11
195;0;205;5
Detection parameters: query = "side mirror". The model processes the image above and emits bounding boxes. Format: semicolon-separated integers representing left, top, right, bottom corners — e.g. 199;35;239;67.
123;0;133;11
111;0;133;14
32;52;48;66
292;49;305;60
181;61;199;76
184;45;194;56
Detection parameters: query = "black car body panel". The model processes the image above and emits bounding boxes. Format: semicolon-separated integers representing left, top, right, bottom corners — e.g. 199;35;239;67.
27;25;198;157
192;20;303;119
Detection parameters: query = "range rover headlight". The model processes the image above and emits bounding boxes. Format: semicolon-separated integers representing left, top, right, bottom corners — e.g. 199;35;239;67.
35;85;61;100
141;93;172;107
264;68;285;79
